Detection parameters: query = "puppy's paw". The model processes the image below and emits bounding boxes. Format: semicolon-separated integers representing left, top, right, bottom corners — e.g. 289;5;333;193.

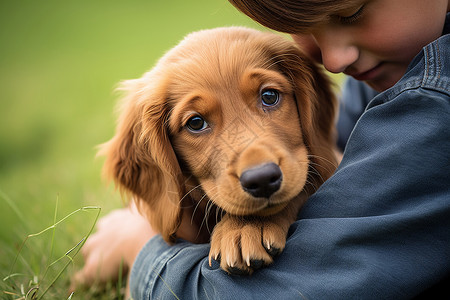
209;215;287;275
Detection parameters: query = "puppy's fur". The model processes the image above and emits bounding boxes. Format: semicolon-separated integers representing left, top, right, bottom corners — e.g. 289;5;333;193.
101;27;337;274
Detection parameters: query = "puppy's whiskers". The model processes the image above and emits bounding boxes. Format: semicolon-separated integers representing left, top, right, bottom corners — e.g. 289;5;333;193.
306;166;323;192
196;186;220;236
215;205;225;227
307;154;338;170
191;190;210;226
205;200;216;235
179;183;203;207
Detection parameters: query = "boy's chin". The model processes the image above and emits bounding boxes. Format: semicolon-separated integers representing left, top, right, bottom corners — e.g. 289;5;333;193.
365;75;401;92
366;65;407;92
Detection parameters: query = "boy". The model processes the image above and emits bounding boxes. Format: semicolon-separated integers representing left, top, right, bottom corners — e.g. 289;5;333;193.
75;1;450;298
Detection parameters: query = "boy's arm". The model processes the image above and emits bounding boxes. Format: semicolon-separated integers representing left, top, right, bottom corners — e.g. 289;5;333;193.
130;87;450;299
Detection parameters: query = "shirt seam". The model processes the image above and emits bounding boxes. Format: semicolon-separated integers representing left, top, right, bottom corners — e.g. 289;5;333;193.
377;39;450;105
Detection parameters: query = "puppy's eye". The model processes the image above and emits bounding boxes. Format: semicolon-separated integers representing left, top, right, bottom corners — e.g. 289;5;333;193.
186;115;208;132
261;89;280;107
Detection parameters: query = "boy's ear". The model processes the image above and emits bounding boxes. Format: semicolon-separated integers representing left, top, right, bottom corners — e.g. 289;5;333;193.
99;75;185;244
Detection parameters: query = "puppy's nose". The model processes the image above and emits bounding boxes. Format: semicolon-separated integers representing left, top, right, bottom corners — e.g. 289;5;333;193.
240;163;282;198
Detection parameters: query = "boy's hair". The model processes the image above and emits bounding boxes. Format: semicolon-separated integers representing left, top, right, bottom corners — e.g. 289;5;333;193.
228;0;359;33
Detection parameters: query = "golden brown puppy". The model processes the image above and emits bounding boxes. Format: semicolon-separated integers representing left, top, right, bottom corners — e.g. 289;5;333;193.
100;27;337;274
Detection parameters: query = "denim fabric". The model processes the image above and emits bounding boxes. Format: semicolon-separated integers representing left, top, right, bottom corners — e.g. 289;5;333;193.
336;77;378;151
130;28;450;300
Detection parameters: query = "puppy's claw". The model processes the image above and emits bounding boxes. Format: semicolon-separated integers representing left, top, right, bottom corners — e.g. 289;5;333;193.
208;252;220;267
266;245;281;257
226;257;234;268
209;214;289;275
245;256;251;267
208;256;213;267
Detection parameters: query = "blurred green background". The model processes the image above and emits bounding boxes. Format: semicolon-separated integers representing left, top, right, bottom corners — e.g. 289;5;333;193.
0;0;261;298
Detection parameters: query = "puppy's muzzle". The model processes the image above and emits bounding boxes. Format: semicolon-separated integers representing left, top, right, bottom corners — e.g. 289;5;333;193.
240;163;282;198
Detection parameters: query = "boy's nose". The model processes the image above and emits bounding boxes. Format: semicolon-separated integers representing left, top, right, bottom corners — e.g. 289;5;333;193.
314;31;359;74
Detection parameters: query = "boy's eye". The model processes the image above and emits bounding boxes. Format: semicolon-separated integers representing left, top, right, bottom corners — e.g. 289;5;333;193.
337;4;365;24
186;115;209;132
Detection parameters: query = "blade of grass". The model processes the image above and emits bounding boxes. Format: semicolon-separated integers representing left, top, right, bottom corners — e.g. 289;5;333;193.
4;206;100;281
41;195;59;281
37;206;101;299
3;205;101;300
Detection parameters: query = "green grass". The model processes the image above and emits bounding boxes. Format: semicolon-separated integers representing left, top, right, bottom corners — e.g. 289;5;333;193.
0;1;259;298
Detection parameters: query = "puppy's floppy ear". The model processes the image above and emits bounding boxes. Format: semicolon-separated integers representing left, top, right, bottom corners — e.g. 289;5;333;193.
277;45;338;191
99;72;184;244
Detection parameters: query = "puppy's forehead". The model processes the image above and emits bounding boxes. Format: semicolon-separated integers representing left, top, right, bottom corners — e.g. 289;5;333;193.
163;29;281;93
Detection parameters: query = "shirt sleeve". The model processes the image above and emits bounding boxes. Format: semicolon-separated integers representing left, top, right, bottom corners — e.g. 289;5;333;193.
336;77;378;151
130;86;450;300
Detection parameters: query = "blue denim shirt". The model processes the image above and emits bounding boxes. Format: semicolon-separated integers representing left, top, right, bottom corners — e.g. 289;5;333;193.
130;25;450;300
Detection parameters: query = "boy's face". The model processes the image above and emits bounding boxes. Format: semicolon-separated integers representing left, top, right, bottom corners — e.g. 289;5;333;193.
292;0;449;92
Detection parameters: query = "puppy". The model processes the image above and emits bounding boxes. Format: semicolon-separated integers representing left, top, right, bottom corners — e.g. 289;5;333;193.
101;27;337;274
